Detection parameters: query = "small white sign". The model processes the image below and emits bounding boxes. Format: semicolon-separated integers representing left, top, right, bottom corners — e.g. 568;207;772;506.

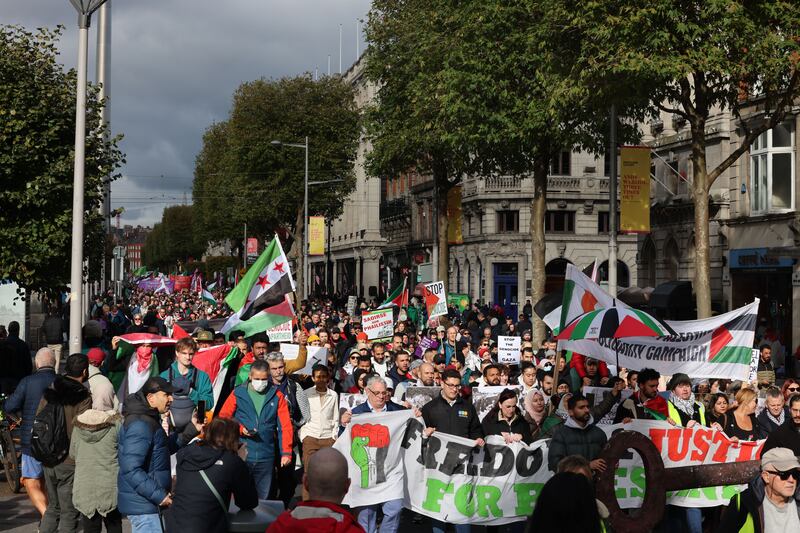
748;348;760;383
424;281;447;318
362;308;394;340
280;343;329;375
497;335;521;365
266;319;293;343
346;295;357;317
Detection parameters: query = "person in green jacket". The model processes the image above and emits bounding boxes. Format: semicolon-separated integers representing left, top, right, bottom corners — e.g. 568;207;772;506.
159;337;214;409
70;409;123;533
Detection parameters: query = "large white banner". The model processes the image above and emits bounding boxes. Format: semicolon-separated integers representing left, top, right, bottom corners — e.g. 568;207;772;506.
333;410;415;507
560;300;759;380
337;417;764;525
362;308;394;340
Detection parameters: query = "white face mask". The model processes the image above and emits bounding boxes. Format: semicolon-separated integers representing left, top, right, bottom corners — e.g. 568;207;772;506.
251;379;268;393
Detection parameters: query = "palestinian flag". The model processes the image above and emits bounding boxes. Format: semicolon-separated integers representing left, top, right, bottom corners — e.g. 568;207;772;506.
109;333;176;398
201;289;216;306
171;323;190;339
379;279;408;309
559;263;623;330
193;344;240;409
224;236;295;323
225;296;296;338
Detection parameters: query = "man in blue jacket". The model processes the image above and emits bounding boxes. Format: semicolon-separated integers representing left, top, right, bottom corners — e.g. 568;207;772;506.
5;348;57;517
339;375;418;533
218;359;293;499
118;376;201;533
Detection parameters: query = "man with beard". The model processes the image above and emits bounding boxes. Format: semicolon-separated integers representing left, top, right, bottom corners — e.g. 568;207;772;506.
547;393;608;473
614;367;669;422
763;394;800;456
416;362;436;387
371;342;389;377
482;364;502;386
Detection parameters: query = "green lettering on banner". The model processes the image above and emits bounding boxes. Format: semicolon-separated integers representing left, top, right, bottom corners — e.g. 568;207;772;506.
721;485;741;500
614;467;628;499
454;483;476;517
476;486;503;518
513;483;543;515
630;467;646;499
422;479;454;512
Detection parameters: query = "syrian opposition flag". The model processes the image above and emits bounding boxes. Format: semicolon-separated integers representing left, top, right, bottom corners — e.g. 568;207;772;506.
224;236;295;322
379;279;408;309
193;344;240;408
201;289;217;306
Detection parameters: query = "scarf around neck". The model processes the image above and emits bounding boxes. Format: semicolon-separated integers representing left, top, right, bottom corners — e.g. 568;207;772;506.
669;391;696;417
767;408;785;428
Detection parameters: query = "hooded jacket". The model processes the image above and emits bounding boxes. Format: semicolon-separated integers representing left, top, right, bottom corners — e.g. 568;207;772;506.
117;391;198;516
164;442;257;533
70;409;122;517
547;415;608;471
37;374;93;465
267;500;365;533
4;366;56;454
716;472;800;533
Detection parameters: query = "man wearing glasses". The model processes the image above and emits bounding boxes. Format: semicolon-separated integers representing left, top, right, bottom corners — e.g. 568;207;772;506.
421;368;484;533
763;394;800;457
339;375;416;533
718;447;800;532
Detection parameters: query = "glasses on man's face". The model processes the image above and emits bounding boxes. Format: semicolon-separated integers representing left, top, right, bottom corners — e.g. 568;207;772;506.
367;388;389;397
768;470;800;482
442;382;460;389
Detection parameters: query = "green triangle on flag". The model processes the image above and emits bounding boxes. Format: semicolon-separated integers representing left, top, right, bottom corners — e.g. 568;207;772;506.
379;278;408;309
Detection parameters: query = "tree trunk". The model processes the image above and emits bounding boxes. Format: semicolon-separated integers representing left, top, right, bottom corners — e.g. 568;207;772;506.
531;156;549;345
690;119;712;318
437;188;449;288
294;205;305;301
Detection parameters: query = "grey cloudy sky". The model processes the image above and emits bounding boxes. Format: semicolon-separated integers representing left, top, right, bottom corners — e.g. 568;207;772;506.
4;0;371;226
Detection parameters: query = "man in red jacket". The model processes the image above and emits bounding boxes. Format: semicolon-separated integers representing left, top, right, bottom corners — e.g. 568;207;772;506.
268;447;364;533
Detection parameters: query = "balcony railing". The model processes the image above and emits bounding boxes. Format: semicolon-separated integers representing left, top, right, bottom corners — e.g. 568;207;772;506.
380;198;409;220
484;175;523;192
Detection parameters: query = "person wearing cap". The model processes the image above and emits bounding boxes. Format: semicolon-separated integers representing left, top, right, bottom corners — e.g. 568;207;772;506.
716;447;800;532
195;329;214;350
666;373;707;428
86;347;118;411
118;376;202;532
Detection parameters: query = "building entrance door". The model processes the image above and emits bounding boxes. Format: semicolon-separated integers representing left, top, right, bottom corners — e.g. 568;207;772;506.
493;263;519;318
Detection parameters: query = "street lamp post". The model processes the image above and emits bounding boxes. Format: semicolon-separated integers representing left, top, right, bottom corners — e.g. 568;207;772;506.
67;0;110;355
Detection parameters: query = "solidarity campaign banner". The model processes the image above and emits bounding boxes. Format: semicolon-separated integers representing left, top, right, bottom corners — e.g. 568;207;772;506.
560;299;759;380
362;308;394;340
333;410;415;507
338;418;763;525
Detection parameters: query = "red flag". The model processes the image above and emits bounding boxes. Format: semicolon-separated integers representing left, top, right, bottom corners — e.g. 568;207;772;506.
172;323;189;339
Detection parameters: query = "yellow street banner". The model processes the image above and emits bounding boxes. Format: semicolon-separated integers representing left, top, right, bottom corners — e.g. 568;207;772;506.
447;186;463;245
620;146;651;233
308;216;325;256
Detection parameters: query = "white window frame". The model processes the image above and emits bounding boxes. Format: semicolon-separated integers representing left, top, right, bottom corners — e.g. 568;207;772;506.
750;121;795;215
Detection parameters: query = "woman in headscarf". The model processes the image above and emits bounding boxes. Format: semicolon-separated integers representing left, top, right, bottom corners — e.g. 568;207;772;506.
523;389;553;441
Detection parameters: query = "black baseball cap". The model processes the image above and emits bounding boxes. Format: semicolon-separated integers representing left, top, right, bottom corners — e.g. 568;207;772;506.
141;376;175;395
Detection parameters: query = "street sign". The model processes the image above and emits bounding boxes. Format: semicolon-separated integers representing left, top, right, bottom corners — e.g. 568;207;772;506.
113;245;126;258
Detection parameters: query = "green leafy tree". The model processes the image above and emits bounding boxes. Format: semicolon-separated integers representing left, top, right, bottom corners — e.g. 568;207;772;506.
547;0;800;317
142;205;204;270
0;25;124;298
193;75;360;296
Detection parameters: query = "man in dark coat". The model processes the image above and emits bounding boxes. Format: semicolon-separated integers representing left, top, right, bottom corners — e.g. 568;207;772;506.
548;393;608;474
118;377;200;532
38;354;92;533
4;347;57;516
0;321;32;391
763;394;800;456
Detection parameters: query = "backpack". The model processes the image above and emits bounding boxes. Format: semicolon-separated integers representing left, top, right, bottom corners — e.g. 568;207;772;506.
31;401;69;467
168;366;198;432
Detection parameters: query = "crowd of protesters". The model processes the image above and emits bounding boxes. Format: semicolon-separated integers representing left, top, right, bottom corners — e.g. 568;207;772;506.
2;288;800;533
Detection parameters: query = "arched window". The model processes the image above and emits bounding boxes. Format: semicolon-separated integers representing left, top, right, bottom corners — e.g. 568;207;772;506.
545;258;573;294
664;238;680;281
598;260;630;288
641;237;656;287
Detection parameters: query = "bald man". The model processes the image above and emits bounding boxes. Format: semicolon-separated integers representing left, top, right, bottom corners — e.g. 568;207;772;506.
267;448;364;532
417;362;436;387
4;348;58;516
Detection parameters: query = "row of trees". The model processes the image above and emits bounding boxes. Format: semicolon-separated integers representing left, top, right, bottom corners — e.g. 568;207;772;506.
364;0;800;338
192;76;361;295
0;25;125;298
142;205;205;271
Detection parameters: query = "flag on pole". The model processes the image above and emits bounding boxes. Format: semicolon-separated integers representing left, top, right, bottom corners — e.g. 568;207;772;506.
225;236;295;322
223;296;296;337
201;289;216;306
559;263;622;330
192;344;240;408
379;279;408;309
191;270;203;294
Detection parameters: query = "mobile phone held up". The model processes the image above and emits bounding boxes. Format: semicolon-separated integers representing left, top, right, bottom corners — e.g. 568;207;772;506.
196;400;206;424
